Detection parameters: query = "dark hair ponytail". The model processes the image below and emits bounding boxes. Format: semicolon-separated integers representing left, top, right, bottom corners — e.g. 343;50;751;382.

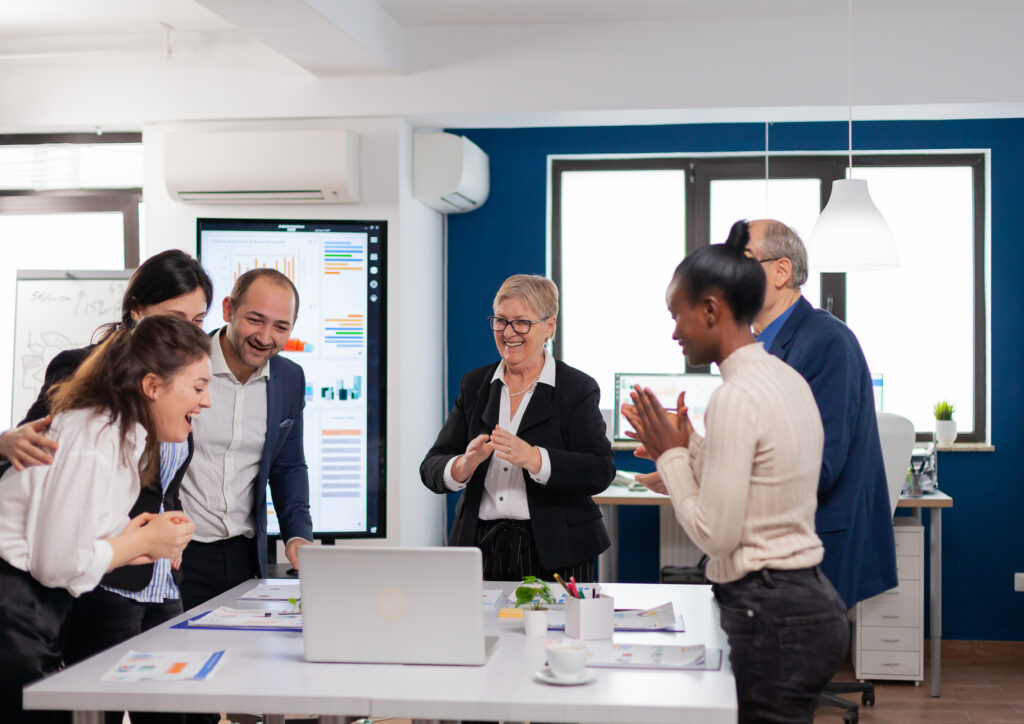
49;316;212;489
671;228;766;325
96;250;213;342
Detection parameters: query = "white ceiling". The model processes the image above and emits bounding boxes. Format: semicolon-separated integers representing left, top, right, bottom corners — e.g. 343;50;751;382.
1;0;1015;34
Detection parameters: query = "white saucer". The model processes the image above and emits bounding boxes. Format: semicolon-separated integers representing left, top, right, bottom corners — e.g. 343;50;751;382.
534;666;596;686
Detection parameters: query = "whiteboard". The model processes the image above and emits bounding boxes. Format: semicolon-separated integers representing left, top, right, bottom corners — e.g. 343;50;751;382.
10;270;133;426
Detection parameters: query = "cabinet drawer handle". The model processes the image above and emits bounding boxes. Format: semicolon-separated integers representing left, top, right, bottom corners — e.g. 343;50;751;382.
881;638;900;643
881;615;900;619
882;662;900;667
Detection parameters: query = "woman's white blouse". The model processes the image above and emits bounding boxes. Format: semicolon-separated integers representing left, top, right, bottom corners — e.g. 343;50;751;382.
0;408;146;596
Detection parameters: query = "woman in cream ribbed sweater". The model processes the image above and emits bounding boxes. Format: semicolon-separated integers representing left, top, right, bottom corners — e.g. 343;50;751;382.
623;240;848;723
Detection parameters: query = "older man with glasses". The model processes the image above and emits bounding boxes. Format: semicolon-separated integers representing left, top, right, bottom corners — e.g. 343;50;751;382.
420;273;615;583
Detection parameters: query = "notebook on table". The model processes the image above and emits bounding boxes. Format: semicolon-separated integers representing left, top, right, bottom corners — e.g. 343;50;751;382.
298;545;499;665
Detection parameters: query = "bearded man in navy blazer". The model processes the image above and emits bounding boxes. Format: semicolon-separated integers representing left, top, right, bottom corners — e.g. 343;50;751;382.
738;218;898;608
180;268;313;611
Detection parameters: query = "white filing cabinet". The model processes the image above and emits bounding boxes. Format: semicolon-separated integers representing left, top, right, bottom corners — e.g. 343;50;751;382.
852;517;924;681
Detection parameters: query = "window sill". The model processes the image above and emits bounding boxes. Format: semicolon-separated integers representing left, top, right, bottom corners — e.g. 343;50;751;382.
937;442;995;452
612;440;995;452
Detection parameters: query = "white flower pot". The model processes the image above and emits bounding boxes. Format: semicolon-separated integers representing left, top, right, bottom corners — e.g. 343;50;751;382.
935;419;957;446
523;608;548;637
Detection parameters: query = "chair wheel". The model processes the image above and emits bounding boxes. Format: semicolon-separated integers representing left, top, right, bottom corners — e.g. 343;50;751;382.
842;711;859;724
862;691;875;706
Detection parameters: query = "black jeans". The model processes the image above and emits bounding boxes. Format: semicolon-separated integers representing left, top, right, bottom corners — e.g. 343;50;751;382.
713;566;849;724
0;559;72;724
64;587;185;724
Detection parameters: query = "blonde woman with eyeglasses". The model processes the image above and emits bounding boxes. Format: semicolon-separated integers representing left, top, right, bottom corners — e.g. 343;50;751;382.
421;274;615;582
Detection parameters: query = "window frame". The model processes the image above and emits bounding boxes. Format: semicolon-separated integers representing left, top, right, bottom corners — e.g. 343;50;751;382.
550;152;987;443
0;133;143;268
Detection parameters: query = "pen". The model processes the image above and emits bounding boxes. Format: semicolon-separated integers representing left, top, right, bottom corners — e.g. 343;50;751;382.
569;576;579;598
553;572;573;597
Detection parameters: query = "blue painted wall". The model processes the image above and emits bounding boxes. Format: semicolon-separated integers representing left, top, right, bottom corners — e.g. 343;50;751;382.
441;119;1024;641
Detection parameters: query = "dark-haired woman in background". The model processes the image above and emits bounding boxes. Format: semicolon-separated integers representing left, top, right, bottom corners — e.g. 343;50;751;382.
0;250;213;724
622;240;848;723
0;316;209;723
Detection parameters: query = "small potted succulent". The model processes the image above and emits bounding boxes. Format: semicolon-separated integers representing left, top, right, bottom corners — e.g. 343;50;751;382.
515;576;555;637
933;400;957;446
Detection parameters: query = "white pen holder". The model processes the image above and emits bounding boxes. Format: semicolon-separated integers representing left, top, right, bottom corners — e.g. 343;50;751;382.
564;595;614;640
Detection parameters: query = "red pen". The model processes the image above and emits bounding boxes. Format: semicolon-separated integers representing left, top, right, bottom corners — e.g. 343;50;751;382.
569;576;579;598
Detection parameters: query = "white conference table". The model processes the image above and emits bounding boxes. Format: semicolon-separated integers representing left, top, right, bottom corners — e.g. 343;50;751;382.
25;580;737;724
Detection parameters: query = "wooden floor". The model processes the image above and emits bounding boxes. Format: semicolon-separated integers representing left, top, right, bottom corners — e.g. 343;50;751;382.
816;641;1024;723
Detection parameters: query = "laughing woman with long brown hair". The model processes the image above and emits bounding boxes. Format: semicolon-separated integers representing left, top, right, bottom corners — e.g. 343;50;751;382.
0;316;211;723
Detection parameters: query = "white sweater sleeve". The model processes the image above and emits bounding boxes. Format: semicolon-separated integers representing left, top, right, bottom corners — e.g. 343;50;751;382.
656;385;758;559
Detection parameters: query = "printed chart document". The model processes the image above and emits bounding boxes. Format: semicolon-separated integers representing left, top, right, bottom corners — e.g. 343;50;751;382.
239;581;301;601
481;589;502;606
547;602;684;632
102;650;227;681
585;641;721;670
185;606;302;631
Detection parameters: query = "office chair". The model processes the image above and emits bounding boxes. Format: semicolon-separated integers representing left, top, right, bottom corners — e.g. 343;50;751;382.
819;412;915;723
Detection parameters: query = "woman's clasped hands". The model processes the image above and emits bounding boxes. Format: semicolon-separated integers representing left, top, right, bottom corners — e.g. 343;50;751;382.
123;510;195;570
451;426;542;482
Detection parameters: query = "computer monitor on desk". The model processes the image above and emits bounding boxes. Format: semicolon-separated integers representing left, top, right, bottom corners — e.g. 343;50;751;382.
299;546;499;665
613;372;723;441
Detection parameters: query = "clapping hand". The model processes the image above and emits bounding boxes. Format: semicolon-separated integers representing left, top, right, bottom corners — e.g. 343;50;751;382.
451;433;496;483
622;387;691;461
490;426;542;475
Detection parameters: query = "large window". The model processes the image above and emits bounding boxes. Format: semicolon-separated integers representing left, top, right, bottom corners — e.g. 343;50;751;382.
0;133;143;425
552;153;987;442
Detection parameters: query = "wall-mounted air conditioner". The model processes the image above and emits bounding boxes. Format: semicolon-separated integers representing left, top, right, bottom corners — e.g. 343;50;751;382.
413;132;489;213
164;130;360;204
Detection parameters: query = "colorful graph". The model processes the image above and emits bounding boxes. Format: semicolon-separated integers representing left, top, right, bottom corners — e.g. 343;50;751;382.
231;254;297;283
324;239;364;274
283;338;313;352
319;375;362;402
324;315;364;348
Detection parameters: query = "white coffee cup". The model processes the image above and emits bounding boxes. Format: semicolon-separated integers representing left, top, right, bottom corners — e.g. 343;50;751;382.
547;642;588;680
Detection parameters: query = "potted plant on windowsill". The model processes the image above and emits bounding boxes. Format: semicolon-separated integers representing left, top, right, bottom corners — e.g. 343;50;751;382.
933;400;957;446
515;576;555;637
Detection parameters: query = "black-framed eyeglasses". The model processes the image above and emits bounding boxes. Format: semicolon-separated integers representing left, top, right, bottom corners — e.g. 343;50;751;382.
488;316;549;334
756;257;783;264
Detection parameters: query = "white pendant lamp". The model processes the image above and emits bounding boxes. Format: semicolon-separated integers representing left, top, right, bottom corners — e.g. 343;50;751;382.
807;0;898;272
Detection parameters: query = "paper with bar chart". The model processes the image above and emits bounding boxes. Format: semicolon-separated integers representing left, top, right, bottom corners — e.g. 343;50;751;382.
198;219;386;538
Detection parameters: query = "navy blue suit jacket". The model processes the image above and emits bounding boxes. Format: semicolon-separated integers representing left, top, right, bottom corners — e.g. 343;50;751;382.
767;297;898;607
248;349;314;577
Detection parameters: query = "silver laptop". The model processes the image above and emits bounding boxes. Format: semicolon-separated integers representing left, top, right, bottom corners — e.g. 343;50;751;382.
299;546;499;665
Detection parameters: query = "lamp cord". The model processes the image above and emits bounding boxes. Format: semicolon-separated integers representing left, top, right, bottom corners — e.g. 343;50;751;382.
848;0;853;173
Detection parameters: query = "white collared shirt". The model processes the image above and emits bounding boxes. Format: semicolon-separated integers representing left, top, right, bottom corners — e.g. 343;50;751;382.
443;351;556;520
182;328;269;543
0;408;146;596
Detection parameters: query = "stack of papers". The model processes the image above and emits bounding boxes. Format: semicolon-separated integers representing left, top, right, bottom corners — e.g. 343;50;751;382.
102;650;227;681
182;606;302;631
239;582;300;601
547;603;684;632
585;641;721;670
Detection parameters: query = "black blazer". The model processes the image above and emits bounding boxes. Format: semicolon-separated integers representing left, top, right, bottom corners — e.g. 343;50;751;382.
14;346;191;591
420;359;614;570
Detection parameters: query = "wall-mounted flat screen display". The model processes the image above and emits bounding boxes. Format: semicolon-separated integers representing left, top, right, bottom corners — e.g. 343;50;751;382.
198;218;386;540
